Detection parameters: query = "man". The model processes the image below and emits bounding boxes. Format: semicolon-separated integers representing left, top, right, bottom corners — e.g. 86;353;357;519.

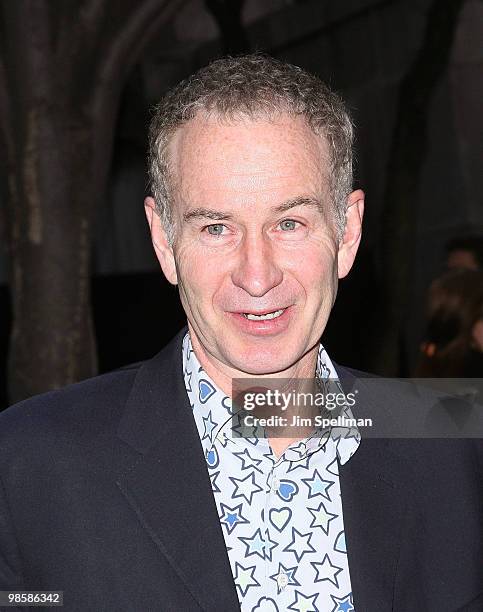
0;54;482;612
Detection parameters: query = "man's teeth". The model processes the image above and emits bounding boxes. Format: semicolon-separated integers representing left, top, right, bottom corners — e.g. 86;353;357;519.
244;309;285;321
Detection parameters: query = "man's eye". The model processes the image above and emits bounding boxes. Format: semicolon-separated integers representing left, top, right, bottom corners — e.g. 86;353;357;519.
279;219;299;231
206;224;225;236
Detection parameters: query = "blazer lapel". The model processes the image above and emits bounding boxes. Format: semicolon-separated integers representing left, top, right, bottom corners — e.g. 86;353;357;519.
116;327;240;611
339;440;405;611
337;366;406;612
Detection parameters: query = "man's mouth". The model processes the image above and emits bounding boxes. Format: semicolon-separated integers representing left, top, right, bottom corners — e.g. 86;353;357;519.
241;308;286;321
228;305;293;336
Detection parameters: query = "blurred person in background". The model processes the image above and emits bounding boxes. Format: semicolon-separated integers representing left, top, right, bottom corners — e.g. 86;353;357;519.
445;234;483;271
416;269;483;376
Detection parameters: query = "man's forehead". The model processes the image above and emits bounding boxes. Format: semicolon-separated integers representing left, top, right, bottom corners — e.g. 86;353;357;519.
167;112;330;194
169;111;328;158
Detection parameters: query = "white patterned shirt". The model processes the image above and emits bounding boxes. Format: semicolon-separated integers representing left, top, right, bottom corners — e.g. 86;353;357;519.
182;331;360;612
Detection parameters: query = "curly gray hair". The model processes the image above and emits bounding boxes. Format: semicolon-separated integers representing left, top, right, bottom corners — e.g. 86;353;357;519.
148;53;354;245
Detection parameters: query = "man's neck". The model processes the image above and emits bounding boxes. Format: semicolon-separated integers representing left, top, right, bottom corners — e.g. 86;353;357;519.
268;436;301;459
187;328;321;458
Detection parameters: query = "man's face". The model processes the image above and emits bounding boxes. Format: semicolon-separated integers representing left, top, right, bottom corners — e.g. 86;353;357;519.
146;114;363;381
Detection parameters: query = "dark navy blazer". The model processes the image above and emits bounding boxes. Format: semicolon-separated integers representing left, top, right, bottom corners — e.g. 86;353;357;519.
0;327;482;611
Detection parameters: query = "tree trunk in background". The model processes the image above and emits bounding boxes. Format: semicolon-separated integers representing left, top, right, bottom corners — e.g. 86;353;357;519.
0;0;185;403
7;109;99;398
368;0;466;375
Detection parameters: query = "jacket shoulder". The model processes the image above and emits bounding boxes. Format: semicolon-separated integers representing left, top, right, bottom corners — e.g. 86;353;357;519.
335;361;483;467
0;364;142;454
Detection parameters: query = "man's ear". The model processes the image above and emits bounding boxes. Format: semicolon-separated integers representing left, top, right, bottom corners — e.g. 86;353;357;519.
144;196;178;285
337;189;364;279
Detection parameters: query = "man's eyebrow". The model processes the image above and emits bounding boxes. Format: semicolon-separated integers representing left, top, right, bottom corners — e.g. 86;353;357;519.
272;196;324;214
183;208;234;222
182;197;323;223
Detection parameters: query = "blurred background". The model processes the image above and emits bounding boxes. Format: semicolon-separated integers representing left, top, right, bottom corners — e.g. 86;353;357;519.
0;0;482;409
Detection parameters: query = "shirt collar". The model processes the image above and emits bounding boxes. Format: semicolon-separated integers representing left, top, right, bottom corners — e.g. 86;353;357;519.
182;330;360;465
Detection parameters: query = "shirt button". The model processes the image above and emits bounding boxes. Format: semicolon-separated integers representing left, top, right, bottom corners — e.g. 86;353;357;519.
271;476;280;491
277;573;289;589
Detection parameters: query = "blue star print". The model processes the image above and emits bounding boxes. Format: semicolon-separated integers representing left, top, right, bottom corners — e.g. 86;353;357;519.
283;528;316;563
302;469;334;501
240;528;267;560
202;410;217;442
183;331;360;611
270;563;300;593
220;502;249;534
330;593;354;612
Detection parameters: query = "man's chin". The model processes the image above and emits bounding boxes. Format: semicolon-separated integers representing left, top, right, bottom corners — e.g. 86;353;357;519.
223;345;302;377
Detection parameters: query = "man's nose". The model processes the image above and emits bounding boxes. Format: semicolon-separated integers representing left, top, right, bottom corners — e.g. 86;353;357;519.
230;232;283;297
